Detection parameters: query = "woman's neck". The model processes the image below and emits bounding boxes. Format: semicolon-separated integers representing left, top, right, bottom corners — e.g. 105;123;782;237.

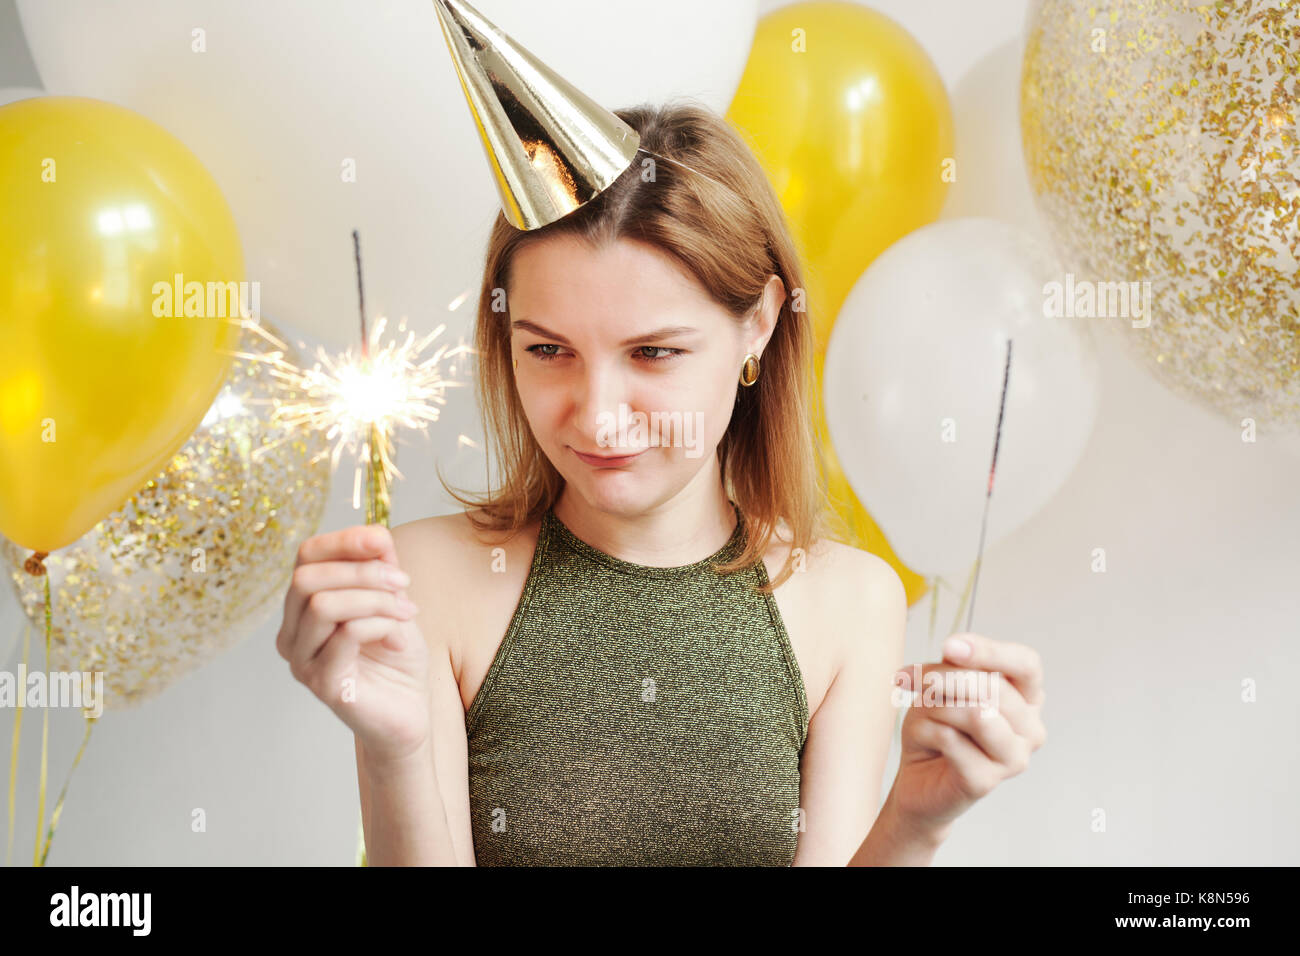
551;466;736;568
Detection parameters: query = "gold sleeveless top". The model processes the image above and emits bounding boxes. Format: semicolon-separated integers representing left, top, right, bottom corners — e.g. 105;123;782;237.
465;500;809;866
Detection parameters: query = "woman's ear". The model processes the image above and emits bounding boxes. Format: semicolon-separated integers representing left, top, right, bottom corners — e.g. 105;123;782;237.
748;274;787;357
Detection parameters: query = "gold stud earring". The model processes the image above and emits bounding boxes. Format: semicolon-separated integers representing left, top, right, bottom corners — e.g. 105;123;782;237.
513;357;518;370
739;353;760;387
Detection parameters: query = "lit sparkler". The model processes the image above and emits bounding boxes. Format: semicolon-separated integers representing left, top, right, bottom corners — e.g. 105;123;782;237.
231;232;472;526
228;233;474;870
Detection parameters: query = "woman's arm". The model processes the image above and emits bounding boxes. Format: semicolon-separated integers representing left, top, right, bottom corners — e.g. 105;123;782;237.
846;786;951;865
791;551;909;866
356;733;456;866
797;553;1047;865
357;521;478;866
356;632;471;865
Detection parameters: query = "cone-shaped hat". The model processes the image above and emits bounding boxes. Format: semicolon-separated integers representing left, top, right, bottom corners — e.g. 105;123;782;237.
432;0;642;230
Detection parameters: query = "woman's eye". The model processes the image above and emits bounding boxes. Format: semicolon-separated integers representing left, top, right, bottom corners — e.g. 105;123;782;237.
523;344;684;363
524;344;565;361
635;346;684;363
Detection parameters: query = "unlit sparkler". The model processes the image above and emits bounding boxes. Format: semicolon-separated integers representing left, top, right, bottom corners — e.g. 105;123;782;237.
963;338;1013;632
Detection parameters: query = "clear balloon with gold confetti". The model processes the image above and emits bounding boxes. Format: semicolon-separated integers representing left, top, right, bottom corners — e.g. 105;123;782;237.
2;319;332;710
1021;0;1299;430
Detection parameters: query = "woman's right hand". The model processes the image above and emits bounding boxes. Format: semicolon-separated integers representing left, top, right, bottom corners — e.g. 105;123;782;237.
277;525;432;765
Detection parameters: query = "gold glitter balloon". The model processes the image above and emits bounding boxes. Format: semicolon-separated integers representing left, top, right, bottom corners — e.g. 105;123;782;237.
1022;0;1300;430
2;320;331;710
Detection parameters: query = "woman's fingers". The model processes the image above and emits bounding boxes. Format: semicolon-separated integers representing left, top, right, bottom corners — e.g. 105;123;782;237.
279;558;409;650
907;696;1031;776
903;712;1005;800
287;588;417;673
300;616;405;702
897;664;1041;745
942;632;1045;707
279;524;400;651
296;525;399;567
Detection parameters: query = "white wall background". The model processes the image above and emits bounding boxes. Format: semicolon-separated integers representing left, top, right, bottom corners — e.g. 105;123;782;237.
1;0;1296;865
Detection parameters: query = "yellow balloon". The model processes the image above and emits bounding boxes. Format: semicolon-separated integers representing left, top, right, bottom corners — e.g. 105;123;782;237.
0;96;243;553
727;1;954;336
727;3;952;604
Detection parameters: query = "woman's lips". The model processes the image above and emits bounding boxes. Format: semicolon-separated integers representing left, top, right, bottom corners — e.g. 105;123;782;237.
570;447;645;467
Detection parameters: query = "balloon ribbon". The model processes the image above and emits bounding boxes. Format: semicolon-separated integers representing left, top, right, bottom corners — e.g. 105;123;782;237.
7;555;97;867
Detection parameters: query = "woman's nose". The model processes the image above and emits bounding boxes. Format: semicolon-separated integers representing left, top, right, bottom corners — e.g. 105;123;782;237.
573;364;630;441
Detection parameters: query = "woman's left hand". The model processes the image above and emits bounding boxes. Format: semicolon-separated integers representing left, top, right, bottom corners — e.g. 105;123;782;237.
887;632;1047;840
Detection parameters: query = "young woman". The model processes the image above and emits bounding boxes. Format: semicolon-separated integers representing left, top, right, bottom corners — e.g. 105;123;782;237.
276;103;1047;866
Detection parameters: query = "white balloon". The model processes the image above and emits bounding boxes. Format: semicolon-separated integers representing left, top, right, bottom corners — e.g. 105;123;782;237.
16;0;758;349
824;218;1100;576
0;86;43;107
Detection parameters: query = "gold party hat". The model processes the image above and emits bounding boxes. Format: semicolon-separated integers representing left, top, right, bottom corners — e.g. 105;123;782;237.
432;0;642;230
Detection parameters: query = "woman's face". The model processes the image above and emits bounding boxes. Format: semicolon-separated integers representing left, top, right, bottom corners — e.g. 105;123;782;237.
507;233;781;515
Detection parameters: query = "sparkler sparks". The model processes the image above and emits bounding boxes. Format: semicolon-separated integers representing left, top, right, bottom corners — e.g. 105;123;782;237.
232;315;472;518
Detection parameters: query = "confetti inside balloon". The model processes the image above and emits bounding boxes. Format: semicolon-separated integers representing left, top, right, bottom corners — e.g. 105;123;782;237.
1022;0;1300;430
2;319;332;710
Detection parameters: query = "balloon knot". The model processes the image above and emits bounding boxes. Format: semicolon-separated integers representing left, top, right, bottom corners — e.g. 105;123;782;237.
23;551;49;576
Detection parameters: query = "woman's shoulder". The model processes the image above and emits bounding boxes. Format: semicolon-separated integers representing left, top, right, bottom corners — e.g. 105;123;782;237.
389;508;541;653
390;507;540;576
760;520;907;676
760;517;900;596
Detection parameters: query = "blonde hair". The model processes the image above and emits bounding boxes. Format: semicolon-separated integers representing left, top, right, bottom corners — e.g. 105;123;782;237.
439;100;839;592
